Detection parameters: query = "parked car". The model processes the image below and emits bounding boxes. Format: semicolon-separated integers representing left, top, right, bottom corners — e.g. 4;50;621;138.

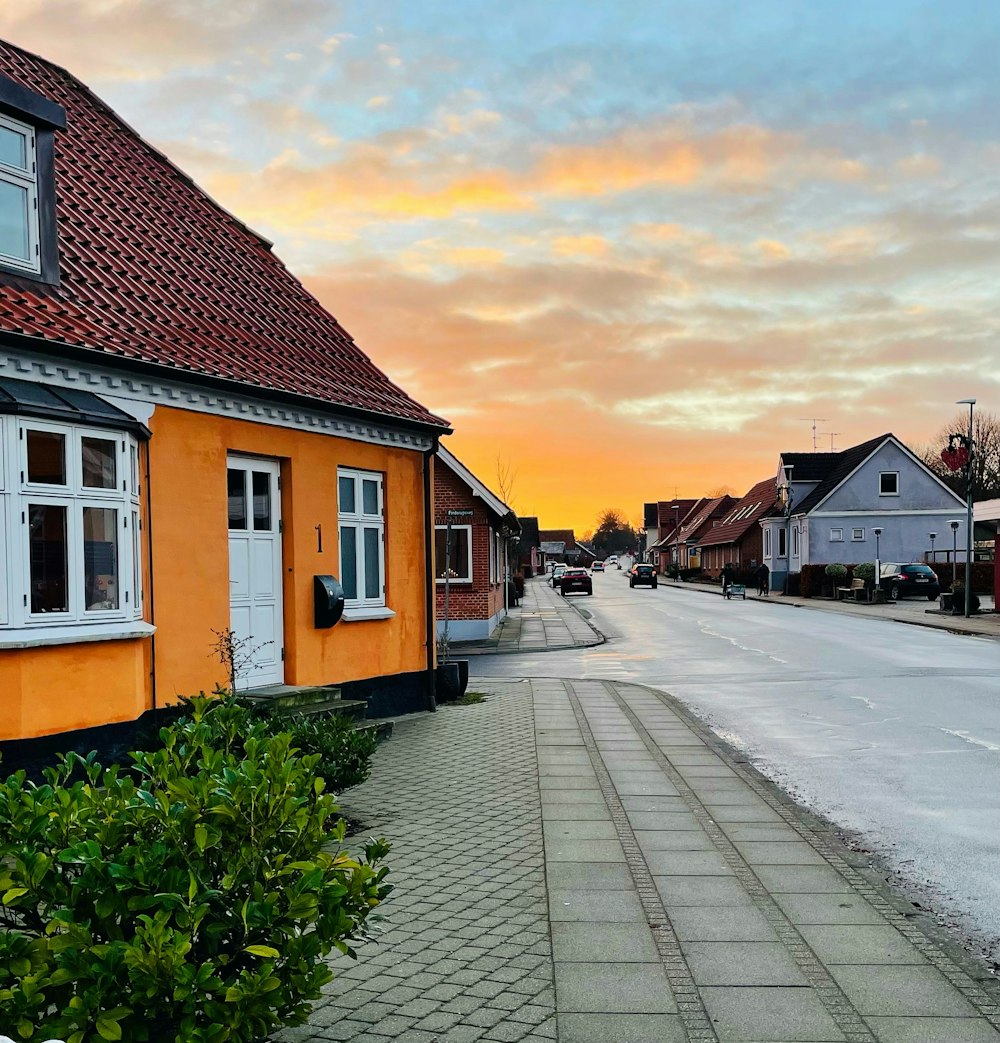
629;563;657;588
592;560;605;572
559;567;593;596
550;564;569;587
878;562;940;601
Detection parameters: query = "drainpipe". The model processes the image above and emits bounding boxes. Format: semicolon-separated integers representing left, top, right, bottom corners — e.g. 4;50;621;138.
422;442;438;712
144;439;158;723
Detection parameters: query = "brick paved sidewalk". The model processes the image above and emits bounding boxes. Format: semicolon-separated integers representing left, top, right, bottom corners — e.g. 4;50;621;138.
454;577;603;655
283;679;1000;1043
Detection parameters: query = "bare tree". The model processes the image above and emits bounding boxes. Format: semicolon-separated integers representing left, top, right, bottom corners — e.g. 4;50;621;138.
496;454;517;510
592;508;637;556
914;410;1000;501
705;484;733;497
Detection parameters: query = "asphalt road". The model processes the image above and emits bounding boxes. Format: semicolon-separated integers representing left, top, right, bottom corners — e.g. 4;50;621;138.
471;570;1000;963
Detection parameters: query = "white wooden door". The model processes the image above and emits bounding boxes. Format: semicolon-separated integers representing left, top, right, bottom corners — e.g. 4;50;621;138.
227;456;283;689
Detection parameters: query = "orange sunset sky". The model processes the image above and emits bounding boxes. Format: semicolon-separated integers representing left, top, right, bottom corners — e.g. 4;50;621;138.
4;1;999;533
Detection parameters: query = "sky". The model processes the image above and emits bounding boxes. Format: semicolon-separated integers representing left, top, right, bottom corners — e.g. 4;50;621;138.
4;1;1000;532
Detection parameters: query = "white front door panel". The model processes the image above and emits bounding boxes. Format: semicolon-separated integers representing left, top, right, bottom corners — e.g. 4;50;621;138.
227;456;283;689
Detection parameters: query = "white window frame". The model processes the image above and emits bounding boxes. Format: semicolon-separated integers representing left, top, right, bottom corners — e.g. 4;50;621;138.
879;471;899;496
0;112;41;274
852;527;865;541
435;523;473;584
337;468;386;608
829;527;843;542
0;416;143;634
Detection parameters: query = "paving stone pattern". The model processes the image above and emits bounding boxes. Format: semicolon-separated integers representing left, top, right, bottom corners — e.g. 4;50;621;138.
283;677;1000;1043
279;684;556;1042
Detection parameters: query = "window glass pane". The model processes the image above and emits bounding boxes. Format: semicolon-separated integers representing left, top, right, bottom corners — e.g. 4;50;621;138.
82;436;117;489
132;509;142;612
362;479;379;516
29;504;68;613
0;179;30;262
0;125;27;170
27;430;66;485
338;475;356;514
227;468;246;529
340;525;358;599
435;528;470;579
364;527;380;598
252;471;271;531
84;507;119;611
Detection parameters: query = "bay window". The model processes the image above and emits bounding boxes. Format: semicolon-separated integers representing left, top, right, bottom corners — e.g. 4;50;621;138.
0;412;144;635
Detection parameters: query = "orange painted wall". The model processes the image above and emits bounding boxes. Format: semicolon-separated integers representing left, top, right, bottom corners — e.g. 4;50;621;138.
0;639;149;740
2;403;432;741
148;405;431;703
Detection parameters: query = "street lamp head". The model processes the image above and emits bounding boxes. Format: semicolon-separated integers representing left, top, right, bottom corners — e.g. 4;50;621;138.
949;519;961;532
956;398;977;406
873;527;883;536
929;532;937;540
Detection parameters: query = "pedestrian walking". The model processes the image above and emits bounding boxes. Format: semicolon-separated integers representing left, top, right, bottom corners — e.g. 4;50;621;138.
755;562;769;596
720;563;735;594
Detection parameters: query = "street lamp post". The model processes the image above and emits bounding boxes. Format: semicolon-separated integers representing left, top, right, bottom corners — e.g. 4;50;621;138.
929;532;936;563
873;527;882;600
957;398;976;617
949;519;960;580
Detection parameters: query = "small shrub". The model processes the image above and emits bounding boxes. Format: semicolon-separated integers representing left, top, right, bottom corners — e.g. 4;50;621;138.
853;562;876;585
825;563;848;580
0;697;390;1043
283;714;378;793
950;583;981;614
456;691;487;705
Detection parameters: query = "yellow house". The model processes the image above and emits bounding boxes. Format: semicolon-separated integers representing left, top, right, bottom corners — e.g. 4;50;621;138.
0;42;450;752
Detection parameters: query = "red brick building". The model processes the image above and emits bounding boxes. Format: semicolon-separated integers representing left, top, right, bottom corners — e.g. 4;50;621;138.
697;478;778;577
435;447;518;642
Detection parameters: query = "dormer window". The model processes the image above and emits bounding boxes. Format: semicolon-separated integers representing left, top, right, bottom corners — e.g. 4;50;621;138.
0;73;65;285
0;112;39;273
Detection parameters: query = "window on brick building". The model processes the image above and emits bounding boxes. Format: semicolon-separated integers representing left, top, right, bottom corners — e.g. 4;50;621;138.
435;524;472;582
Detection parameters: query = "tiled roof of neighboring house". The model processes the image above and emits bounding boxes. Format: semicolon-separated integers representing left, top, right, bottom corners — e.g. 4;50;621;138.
681;496;736;542
658;499;698;529
699;477;778;547
518;515;540;555
436;446;517;526
778;452;837;483
0;41;448;431
540;541;566;555
791;434;893;515
539;529;576;548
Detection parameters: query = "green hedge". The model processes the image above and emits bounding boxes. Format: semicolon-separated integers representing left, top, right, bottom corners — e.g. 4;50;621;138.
0;697;390;1043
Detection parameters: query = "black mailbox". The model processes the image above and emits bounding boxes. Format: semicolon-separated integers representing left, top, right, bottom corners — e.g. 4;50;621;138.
314;575;345;628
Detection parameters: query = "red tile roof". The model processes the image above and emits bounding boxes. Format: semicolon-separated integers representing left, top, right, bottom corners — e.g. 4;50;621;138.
698;478;778;547
680;495;736;542
0;41;448;431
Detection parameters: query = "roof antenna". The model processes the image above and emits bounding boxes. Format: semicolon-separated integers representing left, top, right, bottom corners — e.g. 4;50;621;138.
821;431;841;452
799;418;829;451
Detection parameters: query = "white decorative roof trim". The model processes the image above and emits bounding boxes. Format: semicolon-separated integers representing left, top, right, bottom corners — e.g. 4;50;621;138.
436;444;512;518
0;349;435;451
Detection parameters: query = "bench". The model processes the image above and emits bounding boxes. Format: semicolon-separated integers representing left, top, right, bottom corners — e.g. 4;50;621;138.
836;578;868;602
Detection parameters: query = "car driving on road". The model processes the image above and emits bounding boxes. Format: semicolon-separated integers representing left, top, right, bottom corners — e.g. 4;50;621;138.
592;560;605;572
878;562;941;601
549;563;569;587
629;563;657;588
559;567;593;596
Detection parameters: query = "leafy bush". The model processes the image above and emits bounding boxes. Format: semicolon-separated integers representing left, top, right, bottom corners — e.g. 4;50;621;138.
280;713;378;793
0;697;390;1043
825;563;848;580
853;562;876;584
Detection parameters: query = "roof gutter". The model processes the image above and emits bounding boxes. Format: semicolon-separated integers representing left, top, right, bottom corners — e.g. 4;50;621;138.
0;330;452;438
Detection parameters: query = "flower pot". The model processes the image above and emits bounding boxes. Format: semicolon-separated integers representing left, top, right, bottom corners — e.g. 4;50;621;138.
436;660;469;702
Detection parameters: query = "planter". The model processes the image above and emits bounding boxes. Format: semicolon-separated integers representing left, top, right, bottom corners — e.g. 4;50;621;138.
436;660;469;702
939;593;953;612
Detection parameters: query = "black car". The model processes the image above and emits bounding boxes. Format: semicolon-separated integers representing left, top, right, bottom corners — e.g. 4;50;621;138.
879;563;940;601
559;567;593;596
629;563;657;589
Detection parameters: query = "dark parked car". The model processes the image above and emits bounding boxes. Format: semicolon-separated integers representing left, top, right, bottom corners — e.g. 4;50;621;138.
559;567;593;596
629;563;657;589
549;563;569;587
879;562;940;601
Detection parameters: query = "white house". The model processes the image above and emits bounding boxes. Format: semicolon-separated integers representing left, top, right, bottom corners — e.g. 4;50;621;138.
761;433;968;590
